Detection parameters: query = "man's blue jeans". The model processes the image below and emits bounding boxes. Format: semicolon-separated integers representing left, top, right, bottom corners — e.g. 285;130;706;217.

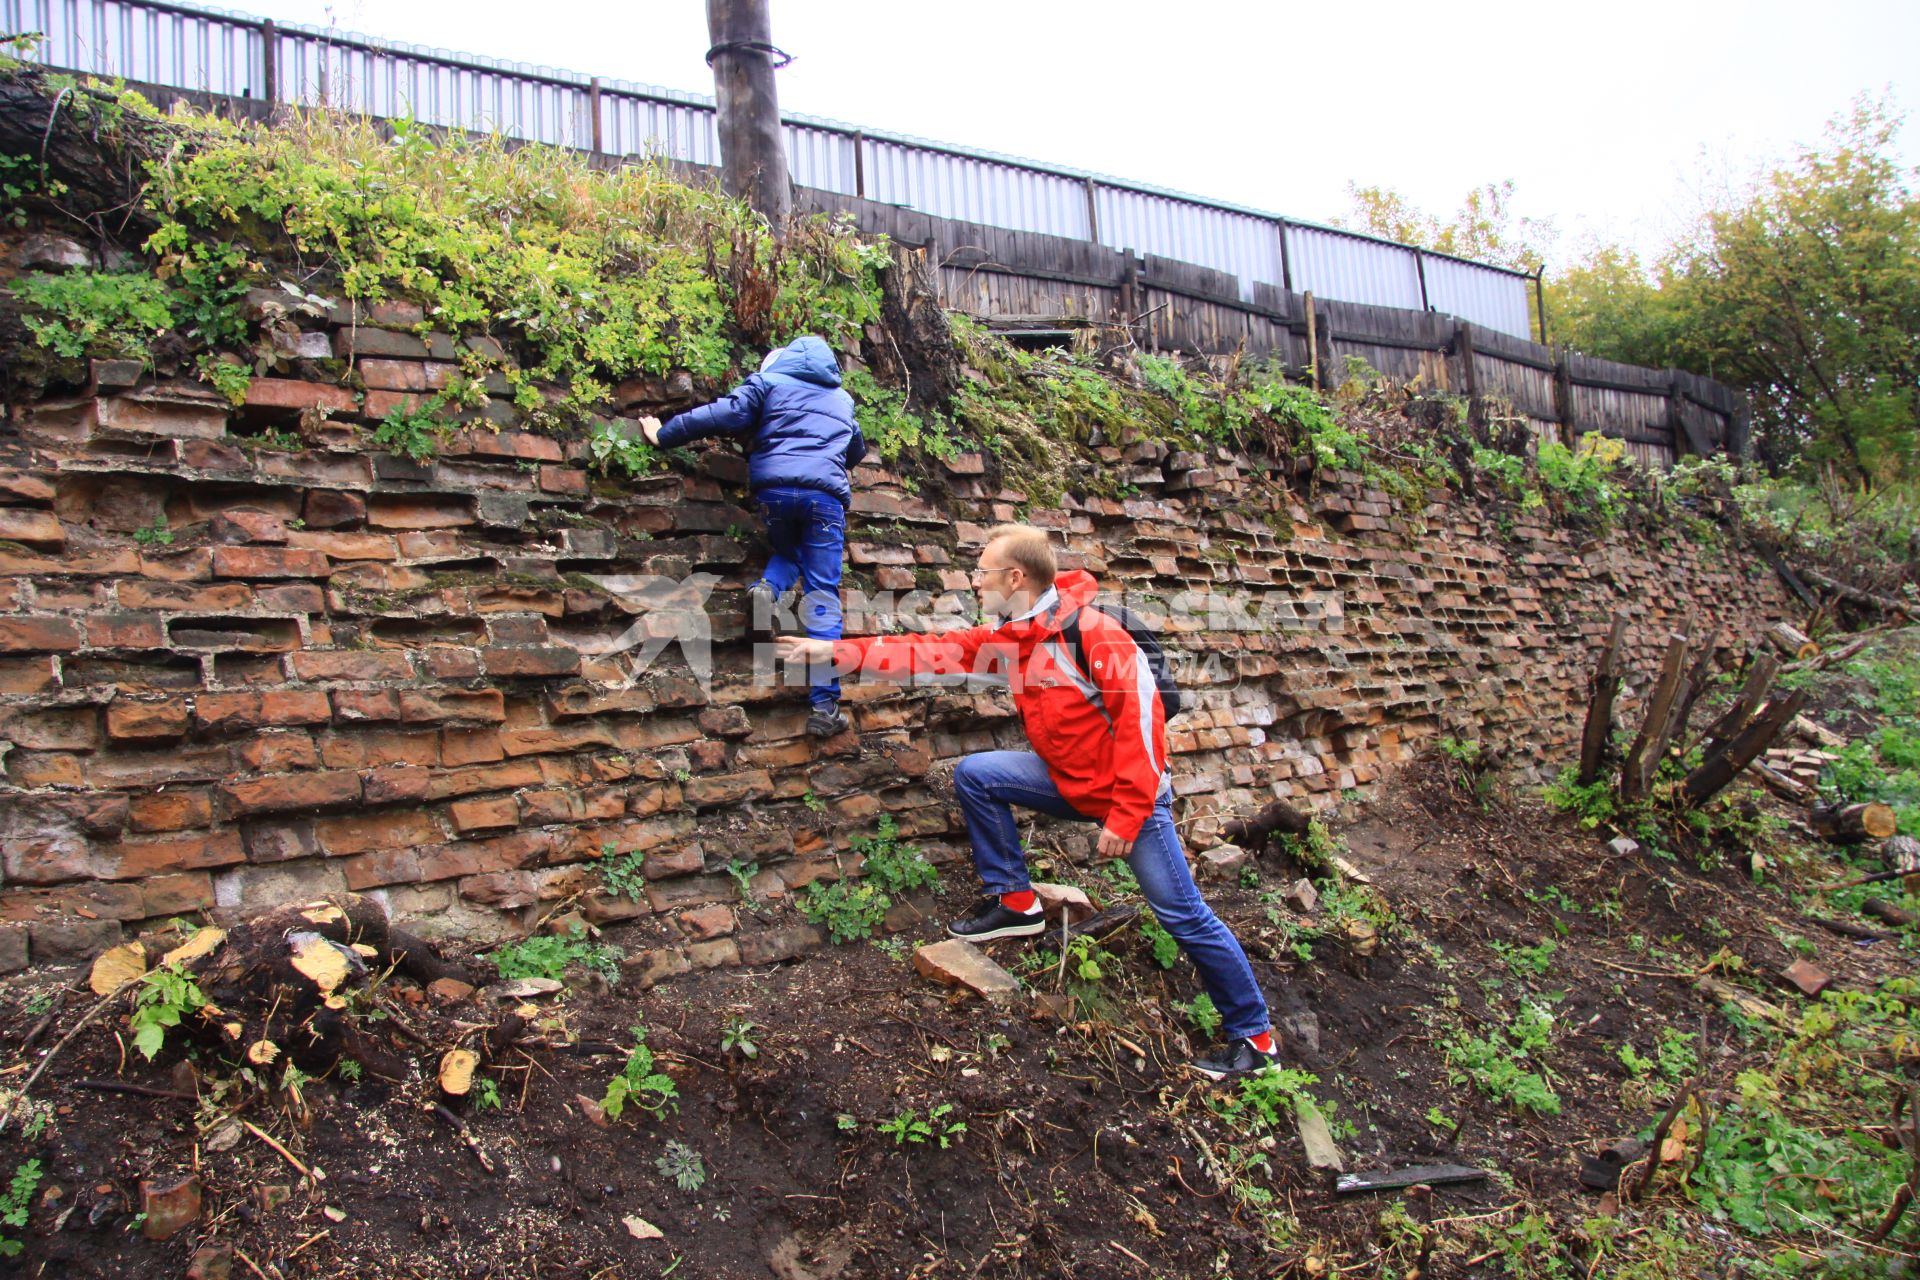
755;485;846;713
952;750;1271;1043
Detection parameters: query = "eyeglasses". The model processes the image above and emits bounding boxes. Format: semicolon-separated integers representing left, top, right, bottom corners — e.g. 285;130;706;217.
970;565;1016;581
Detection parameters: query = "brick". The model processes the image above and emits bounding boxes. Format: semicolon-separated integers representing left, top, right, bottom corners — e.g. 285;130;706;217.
7;751;87;787
29;916;123;964
98;831;247;879
678;903;736;940
336;327;429;359
482;646;581;678
440;727;504;765
341;847;422;890
116;581;253;612
313;810;444;856
141;872;216;917
221;770;363;815
684;770;773;808
3;706;99;750
498;721;613;757
539;465;588;495
317;728;440;769
450;795;519;834
0;617;82;652
330;689;403;722
0;656;58;694
129;790;214;833
357;359;437;391
0;507;64;546
242;379;358;415
85;612;165;648
235;732;321;772
398;688;505;724
423;760;543;800
0;471;55;503
211;546;329;579
367;496;475;530
286;530;397;561
107;699;190;741
291;650;413;682
444;430;564;462
195;690;332;732
421;647;484;679
303;490;366;529
210;508;289;544
241;821;317;863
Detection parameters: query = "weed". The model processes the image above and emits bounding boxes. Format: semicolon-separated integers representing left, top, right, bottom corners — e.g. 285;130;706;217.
587;418;662;478
1444;999;1561;1115
369;402;448;464
720;1016;760;1060
878;1103;966;1149
130;965;207;1061
850;816;940;895
1490;937;1557;978
601;1022;678;1121
0;1159;42;1259
473;1077;502;1111
1438;735;1494;802
1138;915;1180;969
799;879;890;944
595;843;648;902
724;858;761;910
12;269;176;362
655;1141;706;1192
195;352;252;406
490;925;623;984
132;518;174;547
1544;767;1619;829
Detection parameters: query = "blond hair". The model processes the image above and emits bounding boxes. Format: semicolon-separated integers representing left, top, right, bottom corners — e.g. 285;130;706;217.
984;524;1057;587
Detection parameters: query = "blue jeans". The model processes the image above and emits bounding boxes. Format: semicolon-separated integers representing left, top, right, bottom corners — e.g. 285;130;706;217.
952;750;1271;1042
755;485;846;713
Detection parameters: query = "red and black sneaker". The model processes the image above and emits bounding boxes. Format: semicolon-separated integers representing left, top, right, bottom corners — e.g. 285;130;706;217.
1189;1036;1278;1080
947;896;1046;942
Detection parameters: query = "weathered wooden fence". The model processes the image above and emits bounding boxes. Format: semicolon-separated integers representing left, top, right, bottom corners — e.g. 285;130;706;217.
797;190;1749;465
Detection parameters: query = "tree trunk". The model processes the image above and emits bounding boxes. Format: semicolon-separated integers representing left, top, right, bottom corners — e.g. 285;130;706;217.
1698;652;1779;761
1862;898;1918;929
1809;802;1899;844
1577;613;1629;785
1765;623;1817;661
1679;688;1808;808
1882;834;1920;874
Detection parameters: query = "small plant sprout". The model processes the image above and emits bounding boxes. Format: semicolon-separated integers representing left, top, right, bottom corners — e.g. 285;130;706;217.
655;1141;706;1192
720;1016;760;1060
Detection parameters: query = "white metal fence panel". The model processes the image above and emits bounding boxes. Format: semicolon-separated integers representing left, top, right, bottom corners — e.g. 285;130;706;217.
1284;224;1425;310
1422;254;1532;338
1096;188;1284;300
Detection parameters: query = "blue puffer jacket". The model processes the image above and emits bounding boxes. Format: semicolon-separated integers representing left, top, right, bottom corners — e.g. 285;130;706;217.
655;335;867;505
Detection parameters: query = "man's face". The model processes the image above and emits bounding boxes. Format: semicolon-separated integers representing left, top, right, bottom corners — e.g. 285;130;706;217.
969;540;1026;619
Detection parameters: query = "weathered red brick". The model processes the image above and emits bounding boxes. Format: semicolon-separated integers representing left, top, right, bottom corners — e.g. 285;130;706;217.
445;430;564;462
318;729;440;769
313;810;444;856
221;770;363;815
419;830;550;881
366;496;475;530
242;379;358;415
303;490;366;529
440;727;504;765
422;647;484;679
329;689;403;722
195;690;332;732
340;847;421;890
0;507;65;547
498;721;613;757
129;790;214;833
286;531;397;561
210;508;289;544
235;732;321;772
291;650;413;682
678;903;736;940
140;872;216;917
539;465;588;495
136;548;214;582
357;359;437;391
107;699;189;741
84;613;166;648
98;831;246;879
423;760;543;801
0;656;59;694
398;688;505;724
3;707;99;750
482;646;581;678
0;617;82;652
361;766;432;805
6;751;86;788
450;795;519;834
116;581;253;612
211;546;329;579
684;770;773;808
364;389;430;420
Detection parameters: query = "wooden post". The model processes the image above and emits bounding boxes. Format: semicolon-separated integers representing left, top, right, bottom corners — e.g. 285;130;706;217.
852;130;865;199
1577;612;1630;785
1698;652;1778;762
260;20;277;105
1534;267;1548;345
1621;632;1689;802
1453;321;1479;400
1083;177;1101;245
1275;217;1293;293
588;77;603;154
1303;290;1319;391
1553;349;1576;446
706;0;791;227
1413;248;1431;311
1665;369;1687;458
1679;689;1807;808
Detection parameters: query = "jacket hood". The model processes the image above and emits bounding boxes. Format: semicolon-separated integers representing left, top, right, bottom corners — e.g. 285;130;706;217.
1052;569;1099;613
760;335;842;388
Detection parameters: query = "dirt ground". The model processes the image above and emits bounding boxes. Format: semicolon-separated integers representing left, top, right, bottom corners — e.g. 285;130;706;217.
3;707;1917;1278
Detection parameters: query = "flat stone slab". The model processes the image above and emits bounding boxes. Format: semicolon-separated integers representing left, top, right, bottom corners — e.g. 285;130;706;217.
1295;1097;1346;1174
913;939;1020;1005
1032;882;1093;924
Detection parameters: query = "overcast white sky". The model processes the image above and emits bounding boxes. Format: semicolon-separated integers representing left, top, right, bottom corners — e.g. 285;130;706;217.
242;0;1916;268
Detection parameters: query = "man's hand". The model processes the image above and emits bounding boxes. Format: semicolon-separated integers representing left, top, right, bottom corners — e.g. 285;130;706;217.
775;636;836;663
640;415;663;445
1096;825;1134;860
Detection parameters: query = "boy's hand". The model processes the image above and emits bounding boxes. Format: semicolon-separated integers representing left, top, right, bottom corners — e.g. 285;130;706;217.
640;416;663;445
775;636;836;663
1096;826;1135;860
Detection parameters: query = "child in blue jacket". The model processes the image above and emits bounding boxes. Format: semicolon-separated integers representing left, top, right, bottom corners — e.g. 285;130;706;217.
642;335;865;737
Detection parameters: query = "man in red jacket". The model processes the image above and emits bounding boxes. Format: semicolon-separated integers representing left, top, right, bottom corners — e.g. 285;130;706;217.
775;524;1278;1077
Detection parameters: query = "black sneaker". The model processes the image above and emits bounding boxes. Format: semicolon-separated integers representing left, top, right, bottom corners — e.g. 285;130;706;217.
746;582;779;643
947;896;1046;942
805;709;851;737
1189;1037;1278;1080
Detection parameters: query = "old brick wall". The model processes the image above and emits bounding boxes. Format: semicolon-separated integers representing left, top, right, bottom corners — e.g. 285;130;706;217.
0;294;1791;974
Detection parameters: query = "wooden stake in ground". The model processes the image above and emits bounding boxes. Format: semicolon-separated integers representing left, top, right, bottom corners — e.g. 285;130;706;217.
1809;802;1898;844
1680;688;1809;808
1698;652;1779;761
1621;632;1690;802
1577;613;1630;786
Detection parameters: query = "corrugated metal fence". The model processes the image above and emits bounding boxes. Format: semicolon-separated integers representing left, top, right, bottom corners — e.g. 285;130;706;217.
2;0;1535;337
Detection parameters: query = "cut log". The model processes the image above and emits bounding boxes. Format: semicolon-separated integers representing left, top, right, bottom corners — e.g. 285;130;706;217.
1809;802;1898;844
1764;623;1818;661
1577;613;1630;786
1699;653;1779;761
1744;760;1813;803
1680;688;1808;808
1800;567;1913;620
1790;715;1847;751
1883;835;1920;874
1862;898;1919;929
1621;632;1690;802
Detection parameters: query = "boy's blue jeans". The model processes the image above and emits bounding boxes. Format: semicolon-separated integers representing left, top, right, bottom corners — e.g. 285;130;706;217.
953;750;1271;1043
754;485;846;713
